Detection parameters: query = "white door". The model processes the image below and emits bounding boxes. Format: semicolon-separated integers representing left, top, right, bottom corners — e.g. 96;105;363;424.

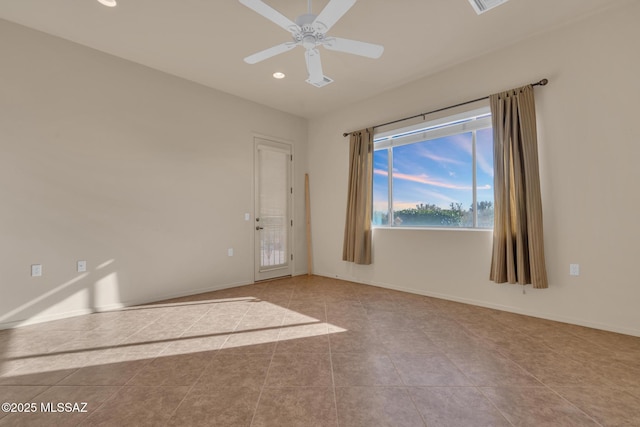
254;138;293;281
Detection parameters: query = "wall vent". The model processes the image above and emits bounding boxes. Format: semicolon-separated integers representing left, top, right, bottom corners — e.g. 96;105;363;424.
468;0;510;15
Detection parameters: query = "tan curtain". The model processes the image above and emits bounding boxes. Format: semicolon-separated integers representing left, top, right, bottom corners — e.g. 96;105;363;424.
343;128;373;265
490;85;548;289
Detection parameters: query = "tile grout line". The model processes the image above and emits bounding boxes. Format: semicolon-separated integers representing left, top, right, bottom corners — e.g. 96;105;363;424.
383;313;435;427
438;335;550;427
2;277;638;425
148;300;233;424
474;386;516;427
497;347;605;427
326;298;340;427
248;284;294;427
168;295;263;422
80;304;204;421
543;386;605;427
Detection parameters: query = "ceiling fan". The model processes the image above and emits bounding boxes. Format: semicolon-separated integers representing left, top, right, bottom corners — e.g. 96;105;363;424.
239;0;384;87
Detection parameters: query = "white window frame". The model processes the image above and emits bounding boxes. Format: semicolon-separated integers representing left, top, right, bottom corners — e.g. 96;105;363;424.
373;105;493;229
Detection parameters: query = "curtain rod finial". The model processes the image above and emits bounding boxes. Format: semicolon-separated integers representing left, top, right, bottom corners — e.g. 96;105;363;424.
539;78;548;86
343;132;350;137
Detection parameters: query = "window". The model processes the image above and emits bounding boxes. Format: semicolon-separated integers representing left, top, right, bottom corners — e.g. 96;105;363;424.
373;106;494;228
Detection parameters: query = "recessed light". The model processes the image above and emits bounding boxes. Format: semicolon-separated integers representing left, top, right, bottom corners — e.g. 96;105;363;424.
273;72;286;79
98;0;117;7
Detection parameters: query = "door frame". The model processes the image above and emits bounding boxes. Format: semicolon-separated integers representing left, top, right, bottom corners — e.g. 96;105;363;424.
253;136;294;282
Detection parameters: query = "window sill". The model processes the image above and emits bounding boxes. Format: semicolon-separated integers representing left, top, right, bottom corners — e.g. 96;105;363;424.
372;226;493;232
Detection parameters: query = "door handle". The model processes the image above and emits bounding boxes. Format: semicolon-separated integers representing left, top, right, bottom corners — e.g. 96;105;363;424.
256;226;264;230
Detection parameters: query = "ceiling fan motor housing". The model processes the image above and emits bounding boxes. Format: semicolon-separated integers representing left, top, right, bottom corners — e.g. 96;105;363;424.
294;13;325;49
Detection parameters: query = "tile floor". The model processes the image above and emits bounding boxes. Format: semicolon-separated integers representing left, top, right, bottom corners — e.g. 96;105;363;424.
1;275;639;426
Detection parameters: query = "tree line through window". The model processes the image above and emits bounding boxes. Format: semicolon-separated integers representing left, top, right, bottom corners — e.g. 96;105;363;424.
372;107;494;228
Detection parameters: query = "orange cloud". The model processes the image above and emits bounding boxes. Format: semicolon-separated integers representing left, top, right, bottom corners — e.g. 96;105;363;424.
374;169;490;191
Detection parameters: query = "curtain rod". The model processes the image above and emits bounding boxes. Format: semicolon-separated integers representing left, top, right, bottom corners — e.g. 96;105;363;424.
342;78;548;137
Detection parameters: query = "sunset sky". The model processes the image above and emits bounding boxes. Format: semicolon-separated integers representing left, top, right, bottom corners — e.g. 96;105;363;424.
373;128;494;216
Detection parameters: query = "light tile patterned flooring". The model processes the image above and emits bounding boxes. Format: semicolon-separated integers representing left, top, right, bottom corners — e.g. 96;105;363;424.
1;275;639;426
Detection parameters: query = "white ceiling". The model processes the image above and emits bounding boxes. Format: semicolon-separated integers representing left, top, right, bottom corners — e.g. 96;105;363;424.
0;0;624;118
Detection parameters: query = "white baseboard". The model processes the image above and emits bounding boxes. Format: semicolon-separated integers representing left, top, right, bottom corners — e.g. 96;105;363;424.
6;271;638;338
0;308;95;330
0;279;254;330
315;271;640;338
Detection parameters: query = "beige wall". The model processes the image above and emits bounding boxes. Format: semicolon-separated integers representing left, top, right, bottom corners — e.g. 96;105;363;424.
0;20;308;328
308;1;640;336
3;2;639;336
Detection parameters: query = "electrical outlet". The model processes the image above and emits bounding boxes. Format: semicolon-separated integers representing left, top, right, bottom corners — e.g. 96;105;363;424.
31;264;42;277
77;260;87;272
570;264;580;276
228;248;234;257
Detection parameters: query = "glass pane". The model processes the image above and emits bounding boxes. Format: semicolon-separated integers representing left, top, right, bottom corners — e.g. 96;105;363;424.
391;133;473;227
372;148;389;226
259;149;288;268
476;127;494;228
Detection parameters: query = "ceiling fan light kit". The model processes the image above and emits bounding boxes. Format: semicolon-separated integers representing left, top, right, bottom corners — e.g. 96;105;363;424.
239;0;384;87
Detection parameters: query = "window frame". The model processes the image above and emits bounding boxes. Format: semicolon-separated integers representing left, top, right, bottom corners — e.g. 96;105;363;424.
372;105;494;229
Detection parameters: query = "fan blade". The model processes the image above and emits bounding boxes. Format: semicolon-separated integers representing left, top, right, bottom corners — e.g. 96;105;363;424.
305;48;324;84
313;0;356;33
322;37;384;59
239;0;300;33
244;42;298;64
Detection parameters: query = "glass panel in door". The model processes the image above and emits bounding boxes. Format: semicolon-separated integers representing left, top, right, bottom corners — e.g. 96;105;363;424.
255;139;292;280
